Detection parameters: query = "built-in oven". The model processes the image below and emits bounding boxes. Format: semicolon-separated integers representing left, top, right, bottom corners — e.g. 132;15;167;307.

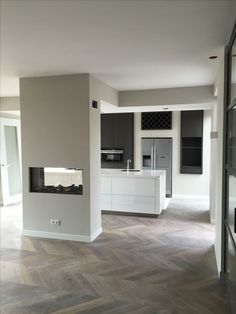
101;149;124;162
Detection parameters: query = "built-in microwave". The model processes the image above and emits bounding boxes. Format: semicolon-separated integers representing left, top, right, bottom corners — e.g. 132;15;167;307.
101;149;124;162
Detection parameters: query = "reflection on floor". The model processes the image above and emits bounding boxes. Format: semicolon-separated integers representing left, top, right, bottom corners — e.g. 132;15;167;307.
1;199;228;314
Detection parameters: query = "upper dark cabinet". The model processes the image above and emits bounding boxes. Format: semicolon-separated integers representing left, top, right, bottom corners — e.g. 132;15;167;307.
114;113;133;148
180;110;203;174
101;113;134;169
101;114;114;148
181;110;203;137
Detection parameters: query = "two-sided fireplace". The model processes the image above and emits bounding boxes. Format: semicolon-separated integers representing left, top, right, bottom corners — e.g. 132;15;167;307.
29;167;83;195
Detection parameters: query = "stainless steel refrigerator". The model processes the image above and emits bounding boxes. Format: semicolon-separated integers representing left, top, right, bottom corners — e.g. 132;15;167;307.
142;138;172;197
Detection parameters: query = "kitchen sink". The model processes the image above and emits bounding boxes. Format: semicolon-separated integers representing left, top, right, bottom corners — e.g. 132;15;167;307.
121;169;141;172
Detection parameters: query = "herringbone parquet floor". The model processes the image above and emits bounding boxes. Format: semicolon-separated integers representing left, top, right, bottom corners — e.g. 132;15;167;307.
1;199;229;314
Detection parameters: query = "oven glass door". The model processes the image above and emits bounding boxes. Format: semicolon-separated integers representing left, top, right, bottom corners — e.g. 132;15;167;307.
101;151;123;162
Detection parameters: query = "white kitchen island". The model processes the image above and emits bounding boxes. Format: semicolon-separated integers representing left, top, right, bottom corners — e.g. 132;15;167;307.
101;169;167;216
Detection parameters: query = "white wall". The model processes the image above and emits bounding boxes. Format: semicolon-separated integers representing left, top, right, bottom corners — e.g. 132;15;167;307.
212;51;225;274
88;75;119;235
134;110;211;198
0;169;2;206
0;97;20;111
119;85;215;107
209;103;218;223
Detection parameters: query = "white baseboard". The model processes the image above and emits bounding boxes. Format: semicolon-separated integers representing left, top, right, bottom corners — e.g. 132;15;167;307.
164;198;172;209
90;227;103;242
210;218;216;224
22;227;102;243
172;194;209;200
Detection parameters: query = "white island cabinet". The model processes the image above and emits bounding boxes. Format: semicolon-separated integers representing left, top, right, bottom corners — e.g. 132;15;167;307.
101;169;166;216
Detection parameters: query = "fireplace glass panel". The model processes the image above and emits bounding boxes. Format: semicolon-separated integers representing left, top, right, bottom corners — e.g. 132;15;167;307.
30;167;83;194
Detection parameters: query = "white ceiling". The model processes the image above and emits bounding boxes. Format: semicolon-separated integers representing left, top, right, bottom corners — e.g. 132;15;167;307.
0;0;235;96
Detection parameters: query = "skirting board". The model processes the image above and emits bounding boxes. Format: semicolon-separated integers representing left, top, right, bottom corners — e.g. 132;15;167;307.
210;218;216;224
102;210;158;218
172;194;210;200
22;227;102;243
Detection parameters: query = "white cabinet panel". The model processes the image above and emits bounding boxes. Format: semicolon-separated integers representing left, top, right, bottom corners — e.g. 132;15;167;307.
101;173;165;215
157;172;166;210
101;194;112;210
101;177;112;194
112;178;155;196
112;195;155;213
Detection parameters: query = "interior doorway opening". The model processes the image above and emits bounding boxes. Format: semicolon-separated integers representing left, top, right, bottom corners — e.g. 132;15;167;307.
0;117;22;206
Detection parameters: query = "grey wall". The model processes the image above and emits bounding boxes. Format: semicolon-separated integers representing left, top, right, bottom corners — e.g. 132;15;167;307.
87;75;120;233
0;97;20;111
20;74;101;240
0;169;2;206
119;85;215;107
0;96;20;119
91;76;119;106
89;76;102;234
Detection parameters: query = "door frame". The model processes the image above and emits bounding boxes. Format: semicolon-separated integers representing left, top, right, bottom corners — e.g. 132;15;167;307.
0;117;22;205
222;21;236;312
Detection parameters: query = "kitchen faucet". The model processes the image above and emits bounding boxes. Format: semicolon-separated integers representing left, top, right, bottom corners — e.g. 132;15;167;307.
127;159;131;173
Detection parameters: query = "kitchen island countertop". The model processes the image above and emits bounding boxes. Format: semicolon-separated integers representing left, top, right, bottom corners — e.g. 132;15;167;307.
101;169;166;179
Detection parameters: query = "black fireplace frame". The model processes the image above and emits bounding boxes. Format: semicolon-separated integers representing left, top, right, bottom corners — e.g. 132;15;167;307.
29;167;83;195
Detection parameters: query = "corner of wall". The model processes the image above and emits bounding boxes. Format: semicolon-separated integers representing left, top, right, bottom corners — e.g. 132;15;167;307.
212;51;225;275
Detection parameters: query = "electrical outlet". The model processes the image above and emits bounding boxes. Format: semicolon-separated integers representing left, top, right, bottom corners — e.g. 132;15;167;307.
50;219;61;226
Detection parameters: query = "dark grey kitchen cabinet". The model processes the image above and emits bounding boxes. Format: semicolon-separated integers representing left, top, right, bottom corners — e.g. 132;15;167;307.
101;114;114;148
114;113;133;148
101;113;134;169
180;110;203;174
181;110;203;137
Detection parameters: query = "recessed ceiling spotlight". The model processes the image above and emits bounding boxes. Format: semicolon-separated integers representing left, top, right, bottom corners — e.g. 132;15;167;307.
209;55;218;60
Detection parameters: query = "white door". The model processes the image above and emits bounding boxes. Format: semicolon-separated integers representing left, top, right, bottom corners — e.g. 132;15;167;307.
0;118;22;205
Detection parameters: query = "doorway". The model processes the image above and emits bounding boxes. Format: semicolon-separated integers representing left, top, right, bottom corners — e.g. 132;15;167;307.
0;118;22;205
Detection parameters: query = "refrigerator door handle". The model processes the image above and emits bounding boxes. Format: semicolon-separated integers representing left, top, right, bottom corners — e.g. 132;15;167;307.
151;146;154;170
153;145;156;171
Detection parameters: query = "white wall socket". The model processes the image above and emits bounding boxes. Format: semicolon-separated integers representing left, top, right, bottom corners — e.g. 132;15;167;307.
50;219;61;225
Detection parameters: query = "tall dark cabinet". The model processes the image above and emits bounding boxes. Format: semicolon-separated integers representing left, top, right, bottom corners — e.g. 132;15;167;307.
101;114;114;148
101;113;134;169
180;110;203;174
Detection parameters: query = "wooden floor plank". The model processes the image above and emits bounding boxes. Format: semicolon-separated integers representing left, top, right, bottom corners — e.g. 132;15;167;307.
0;199;229;313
